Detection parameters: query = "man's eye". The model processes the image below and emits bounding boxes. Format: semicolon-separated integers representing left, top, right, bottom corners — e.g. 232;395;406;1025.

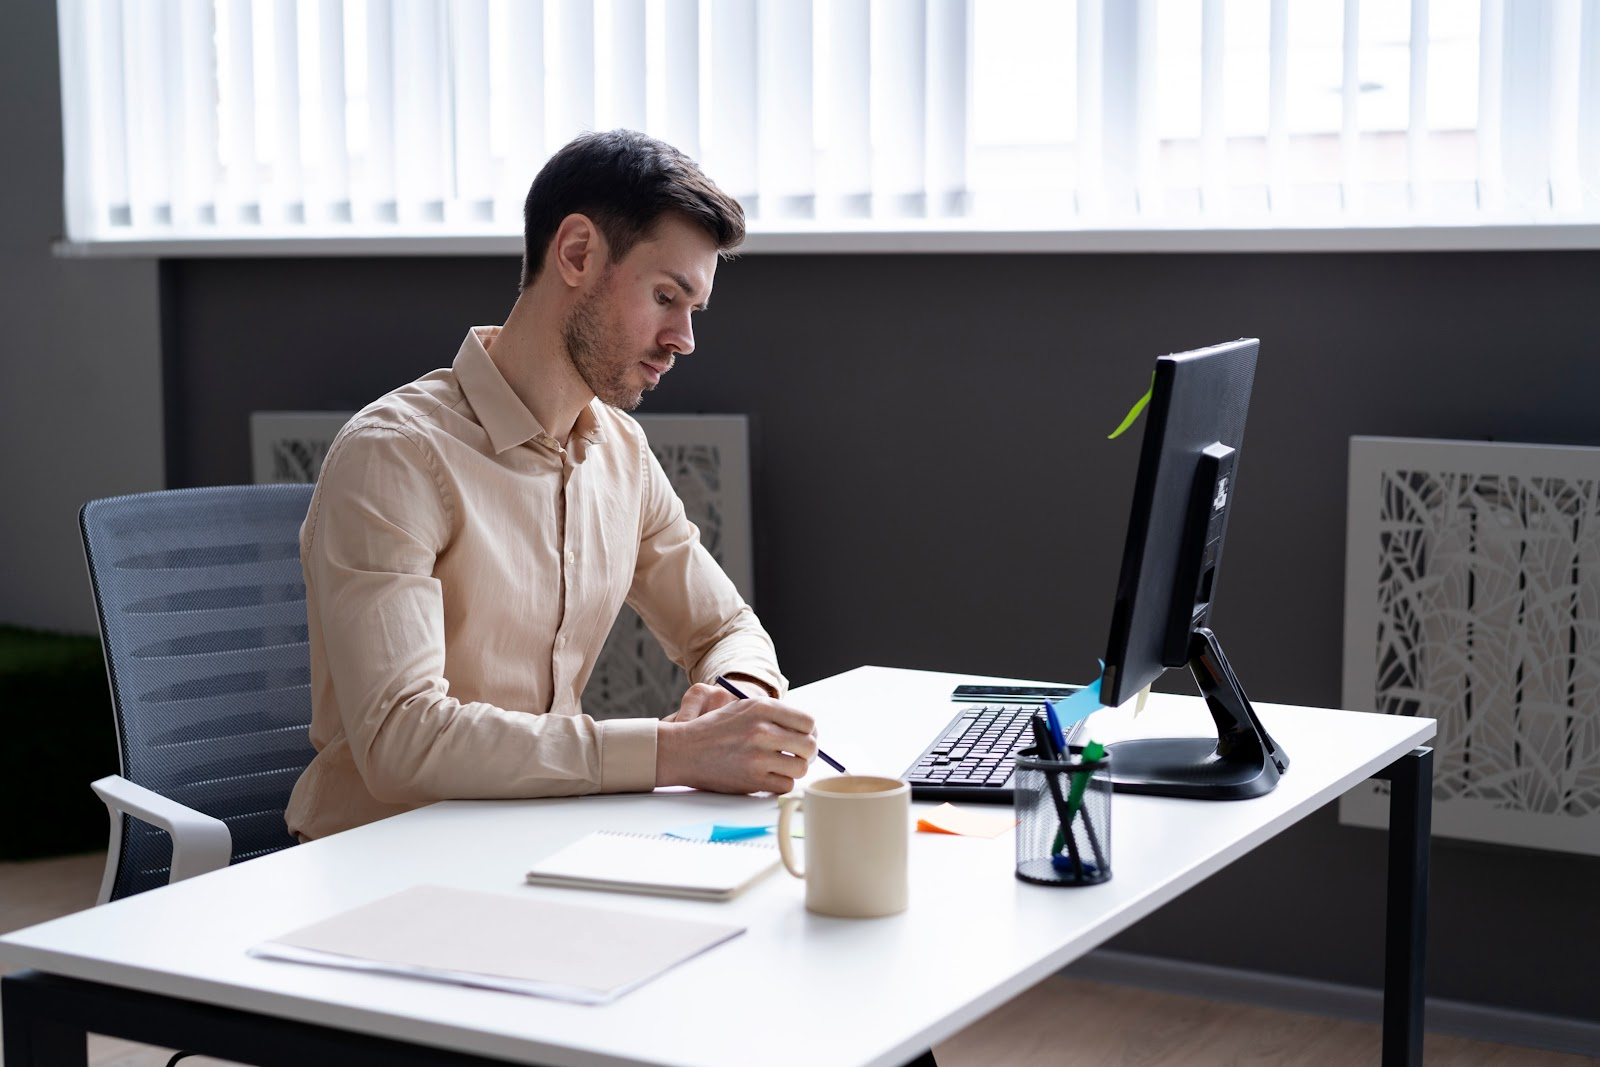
656;291;672;305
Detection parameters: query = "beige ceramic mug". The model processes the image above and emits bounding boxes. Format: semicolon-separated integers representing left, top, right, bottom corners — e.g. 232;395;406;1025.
776;775;910;918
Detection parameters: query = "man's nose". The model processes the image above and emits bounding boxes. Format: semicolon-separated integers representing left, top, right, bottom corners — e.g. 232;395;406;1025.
663;314;694;356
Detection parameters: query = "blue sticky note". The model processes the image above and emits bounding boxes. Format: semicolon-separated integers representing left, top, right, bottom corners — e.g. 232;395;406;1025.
662;822;774;842
1043;669;1105;731
710;824;775;842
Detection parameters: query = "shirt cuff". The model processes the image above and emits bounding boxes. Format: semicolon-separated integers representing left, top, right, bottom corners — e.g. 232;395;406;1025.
597;717;660;792
696;655;788;700
722;671;783;699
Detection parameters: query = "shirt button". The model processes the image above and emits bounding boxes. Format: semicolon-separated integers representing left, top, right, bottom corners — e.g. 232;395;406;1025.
565;550;575;564
556;635;567;649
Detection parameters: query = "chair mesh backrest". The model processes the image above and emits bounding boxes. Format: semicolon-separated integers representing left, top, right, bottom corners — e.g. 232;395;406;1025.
80;484;317;900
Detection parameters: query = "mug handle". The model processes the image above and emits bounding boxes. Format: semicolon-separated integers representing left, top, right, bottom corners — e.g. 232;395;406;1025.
776;795;804;878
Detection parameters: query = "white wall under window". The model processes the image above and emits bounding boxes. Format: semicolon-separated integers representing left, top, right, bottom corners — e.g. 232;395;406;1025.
54;0;1600;255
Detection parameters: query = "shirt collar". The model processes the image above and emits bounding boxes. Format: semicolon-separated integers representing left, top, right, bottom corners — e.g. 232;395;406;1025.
453;327;606;454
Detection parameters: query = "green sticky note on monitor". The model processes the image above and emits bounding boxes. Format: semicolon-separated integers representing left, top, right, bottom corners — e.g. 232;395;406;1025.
1109;373;1155;439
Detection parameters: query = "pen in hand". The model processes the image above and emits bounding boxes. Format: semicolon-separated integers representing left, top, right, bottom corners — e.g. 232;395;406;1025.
713;675;847;773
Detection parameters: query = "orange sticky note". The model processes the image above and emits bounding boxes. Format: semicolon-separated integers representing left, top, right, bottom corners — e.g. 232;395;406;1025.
915;803;1018;839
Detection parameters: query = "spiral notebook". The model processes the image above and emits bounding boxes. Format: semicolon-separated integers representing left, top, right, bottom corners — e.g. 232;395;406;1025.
525;830;780;901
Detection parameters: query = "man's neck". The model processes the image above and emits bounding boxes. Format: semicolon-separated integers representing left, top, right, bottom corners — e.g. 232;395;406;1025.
488;289;594;445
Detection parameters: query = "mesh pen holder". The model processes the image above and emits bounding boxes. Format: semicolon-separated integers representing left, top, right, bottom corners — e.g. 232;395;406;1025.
1014;746;1113;887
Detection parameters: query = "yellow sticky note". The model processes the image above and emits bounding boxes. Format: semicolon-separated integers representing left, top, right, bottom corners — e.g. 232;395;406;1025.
1135;684;1152;717
916;803;1018;839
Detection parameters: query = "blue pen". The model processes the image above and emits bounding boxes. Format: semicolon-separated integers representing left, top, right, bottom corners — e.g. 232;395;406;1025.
1042;697;1068;754
714;675;846;773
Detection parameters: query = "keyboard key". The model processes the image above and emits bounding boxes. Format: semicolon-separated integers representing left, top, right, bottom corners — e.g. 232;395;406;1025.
905;702;1048;799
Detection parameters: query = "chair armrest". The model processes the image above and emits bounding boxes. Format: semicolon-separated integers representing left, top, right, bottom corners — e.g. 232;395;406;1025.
91;775;233;904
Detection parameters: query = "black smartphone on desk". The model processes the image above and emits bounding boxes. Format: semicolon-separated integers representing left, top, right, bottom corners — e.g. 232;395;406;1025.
950;683;1082;704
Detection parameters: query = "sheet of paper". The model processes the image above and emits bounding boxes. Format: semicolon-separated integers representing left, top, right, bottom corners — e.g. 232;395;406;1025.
915;803;1018;838
250;885;743;1005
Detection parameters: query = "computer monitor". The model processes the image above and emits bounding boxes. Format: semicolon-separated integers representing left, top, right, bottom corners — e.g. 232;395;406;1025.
1099;338;1289;800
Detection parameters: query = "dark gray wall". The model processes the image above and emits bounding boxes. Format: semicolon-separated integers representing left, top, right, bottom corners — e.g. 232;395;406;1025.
165;248;1600;1021
1;0;164;633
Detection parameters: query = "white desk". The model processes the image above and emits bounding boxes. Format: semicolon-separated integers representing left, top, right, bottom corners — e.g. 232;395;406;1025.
1;666;1435;1067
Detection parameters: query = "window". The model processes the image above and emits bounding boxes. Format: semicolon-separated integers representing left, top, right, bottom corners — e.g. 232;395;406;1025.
55;0;1600;252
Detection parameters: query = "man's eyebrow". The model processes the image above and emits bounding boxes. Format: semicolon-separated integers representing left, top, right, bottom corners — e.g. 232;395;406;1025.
666;271;710;310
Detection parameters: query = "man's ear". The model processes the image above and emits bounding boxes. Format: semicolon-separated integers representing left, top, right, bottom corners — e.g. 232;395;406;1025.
551;213;608;288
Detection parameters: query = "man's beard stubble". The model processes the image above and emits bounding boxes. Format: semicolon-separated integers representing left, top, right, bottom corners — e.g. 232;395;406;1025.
561;287;670;412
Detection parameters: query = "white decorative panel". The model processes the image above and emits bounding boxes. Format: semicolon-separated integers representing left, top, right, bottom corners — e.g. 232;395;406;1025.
250;412;354;484
1341;436;1600;855
585;415;755;721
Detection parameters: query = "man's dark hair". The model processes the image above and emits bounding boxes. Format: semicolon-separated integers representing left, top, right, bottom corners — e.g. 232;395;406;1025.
520;129;745;290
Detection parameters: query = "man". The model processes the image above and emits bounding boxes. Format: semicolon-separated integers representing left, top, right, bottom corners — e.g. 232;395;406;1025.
286;130;817;841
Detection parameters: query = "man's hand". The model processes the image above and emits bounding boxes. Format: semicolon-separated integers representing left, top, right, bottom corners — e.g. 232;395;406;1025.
655;696;818;795
662;681;737;723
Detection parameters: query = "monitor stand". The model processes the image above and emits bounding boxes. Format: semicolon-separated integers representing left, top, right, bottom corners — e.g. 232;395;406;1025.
1107;626;1289;800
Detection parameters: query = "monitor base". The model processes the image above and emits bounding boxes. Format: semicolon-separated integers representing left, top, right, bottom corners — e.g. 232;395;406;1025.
1108;737;1280;799
1107;626;1289;801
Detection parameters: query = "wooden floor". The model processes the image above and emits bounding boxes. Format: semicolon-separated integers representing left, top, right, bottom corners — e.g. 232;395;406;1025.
2;852;1594;1067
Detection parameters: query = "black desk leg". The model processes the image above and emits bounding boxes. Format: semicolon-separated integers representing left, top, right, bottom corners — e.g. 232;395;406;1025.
1372;746;1433;1067
2;970;543;1066
2;973;90;1067
901;1051;938;1067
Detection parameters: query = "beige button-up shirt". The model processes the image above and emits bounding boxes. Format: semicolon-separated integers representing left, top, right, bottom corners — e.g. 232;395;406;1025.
285;327;786;840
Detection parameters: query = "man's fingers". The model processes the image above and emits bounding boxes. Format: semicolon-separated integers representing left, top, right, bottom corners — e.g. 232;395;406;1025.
753;719;817;762
670;695;823;796
675;682;734;722
762;754;808;794
754;699;815;736
782;731;818;762
770;751;809;778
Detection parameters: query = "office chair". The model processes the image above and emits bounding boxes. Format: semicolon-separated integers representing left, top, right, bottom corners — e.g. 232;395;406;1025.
79;484;317;903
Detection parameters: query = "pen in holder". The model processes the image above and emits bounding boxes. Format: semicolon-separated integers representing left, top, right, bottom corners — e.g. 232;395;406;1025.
1014;745;1113;887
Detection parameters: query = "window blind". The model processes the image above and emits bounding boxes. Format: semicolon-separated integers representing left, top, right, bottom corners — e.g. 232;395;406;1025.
55;0;1600;246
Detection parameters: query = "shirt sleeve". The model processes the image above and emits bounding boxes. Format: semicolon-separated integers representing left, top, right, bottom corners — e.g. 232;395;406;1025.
625;438;788;698
303;424;658;807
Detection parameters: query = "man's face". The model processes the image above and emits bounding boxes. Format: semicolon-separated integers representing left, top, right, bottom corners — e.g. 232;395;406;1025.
562;213;720;411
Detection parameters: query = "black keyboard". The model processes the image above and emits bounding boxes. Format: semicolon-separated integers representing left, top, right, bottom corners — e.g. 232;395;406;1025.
904;704;1085;804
